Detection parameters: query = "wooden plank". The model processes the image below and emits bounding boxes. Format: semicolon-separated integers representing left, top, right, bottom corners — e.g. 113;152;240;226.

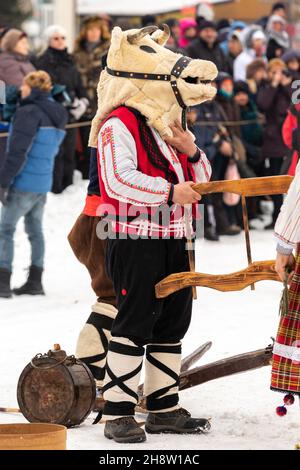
180;342;212;373
155;260;280;299
179;346;273;391
193;175;293;197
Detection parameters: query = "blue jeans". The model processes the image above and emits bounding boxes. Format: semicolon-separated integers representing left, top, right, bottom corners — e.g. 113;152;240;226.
0;188;47;272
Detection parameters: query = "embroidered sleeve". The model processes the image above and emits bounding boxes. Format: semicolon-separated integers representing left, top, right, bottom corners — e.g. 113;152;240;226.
274;161;300;246
191;149;212;183
98;118;171;206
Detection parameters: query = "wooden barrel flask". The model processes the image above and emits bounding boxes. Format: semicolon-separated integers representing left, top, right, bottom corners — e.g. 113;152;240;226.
17;344;96;428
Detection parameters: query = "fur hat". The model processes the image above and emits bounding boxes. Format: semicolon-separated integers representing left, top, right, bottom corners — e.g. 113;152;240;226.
282;49;300;64
234;80;250;96
198;20;217;33
1;28;27;52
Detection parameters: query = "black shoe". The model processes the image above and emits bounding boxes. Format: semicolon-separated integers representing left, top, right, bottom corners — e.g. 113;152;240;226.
145;408;211;435
104;416;146;443
204;227;220;242
13;266;45;296
218;224;241;236
0;268;12;299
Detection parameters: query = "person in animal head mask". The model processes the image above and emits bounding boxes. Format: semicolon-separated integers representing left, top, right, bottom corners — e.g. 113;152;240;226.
90;24;218;443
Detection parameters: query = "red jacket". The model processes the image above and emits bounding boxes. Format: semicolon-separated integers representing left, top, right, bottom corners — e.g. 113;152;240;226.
282;104;300;176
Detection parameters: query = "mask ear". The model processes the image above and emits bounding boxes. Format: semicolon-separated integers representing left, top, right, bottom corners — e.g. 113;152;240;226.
110;26;123;51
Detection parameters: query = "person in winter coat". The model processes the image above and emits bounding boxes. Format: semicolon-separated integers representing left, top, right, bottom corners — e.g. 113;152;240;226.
225;30;243;77
234;80;264;220
74;16;110;118
234;80;263;175
215;73;254;231
0;71;67;298
234;26;267;81
266;15;290;61
220;20;246;55
257;58;292;229
73;16;111;179
178;18;197;50
0;29;35;87
282;50;300;80
189;95;241;240
186;20;230;73
246;59;268;103
281;104;300;176
258;1;287;31
34;25;89;194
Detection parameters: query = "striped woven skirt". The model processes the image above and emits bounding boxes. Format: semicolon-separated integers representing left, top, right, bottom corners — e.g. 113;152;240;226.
271;244;300;395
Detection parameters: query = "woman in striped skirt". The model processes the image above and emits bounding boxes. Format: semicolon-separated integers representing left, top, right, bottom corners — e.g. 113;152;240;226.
272;159;300;406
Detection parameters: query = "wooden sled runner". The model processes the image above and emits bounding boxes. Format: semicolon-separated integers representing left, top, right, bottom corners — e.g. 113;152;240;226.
92;342;273;413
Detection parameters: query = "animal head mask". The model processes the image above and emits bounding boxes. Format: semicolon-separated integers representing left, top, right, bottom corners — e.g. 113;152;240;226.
89;25;218;147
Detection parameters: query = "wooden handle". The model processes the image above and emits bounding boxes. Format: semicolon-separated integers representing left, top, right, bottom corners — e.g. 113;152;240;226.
179;345;273;391
193;175;293;197
180;342;212;372
155;260;280;299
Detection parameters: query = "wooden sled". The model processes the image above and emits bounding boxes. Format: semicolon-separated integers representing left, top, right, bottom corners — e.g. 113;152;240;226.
93;342;273;413
156;175;293;298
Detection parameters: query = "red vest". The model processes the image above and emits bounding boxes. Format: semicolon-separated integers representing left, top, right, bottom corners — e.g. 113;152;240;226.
97;106;197;235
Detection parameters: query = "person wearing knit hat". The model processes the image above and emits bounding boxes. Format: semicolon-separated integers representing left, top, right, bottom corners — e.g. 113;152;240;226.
246;58;267;101
234;80;263;188
257;56;292;229
34;26;89;194
0;29;35;87
178;17;197;49
282;50;300;80
43;25;67;46
266;14;290;61
234;25;267;81
225;29;243;76
186;19;230;73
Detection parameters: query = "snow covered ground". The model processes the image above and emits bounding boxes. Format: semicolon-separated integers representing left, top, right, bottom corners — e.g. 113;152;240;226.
0;177;299;450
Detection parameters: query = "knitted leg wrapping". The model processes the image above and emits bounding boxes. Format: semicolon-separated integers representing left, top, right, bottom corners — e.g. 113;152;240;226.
144;343;182;413
102;337;144;420
75;302;117;387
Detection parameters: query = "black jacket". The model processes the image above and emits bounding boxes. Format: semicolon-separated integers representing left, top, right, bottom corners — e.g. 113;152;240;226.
257;81;291;159
33;47;87;102
186;38;230;74
87;147;100;196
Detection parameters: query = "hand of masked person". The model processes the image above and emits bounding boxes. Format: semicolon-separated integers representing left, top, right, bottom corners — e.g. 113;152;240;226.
0;187;8;206
172;182;202;206
69;97;89;121
165;120;197;157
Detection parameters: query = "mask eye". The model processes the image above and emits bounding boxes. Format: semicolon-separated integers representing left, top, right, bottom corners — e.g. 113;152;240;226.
139;45;157;53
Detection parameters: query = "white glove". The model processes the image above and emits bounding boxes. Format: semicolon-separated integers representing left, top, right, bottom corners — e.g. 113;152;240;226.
70;97;89;121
